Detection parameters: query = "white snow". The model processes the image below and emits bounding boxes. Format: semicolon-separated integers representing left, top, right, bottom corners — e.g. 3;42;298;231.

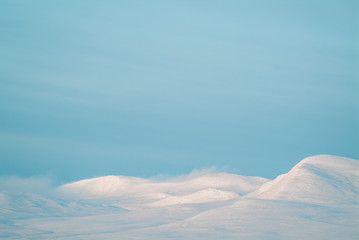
56;172;268;209
147;188;238;207
247;155;359;204
1;155;358;239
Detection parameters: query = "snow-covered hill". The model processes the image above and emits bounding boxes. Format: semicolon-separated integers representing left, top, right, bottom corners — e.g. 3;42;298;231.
56;172;268;209
1;155;358;239
247;155;359;204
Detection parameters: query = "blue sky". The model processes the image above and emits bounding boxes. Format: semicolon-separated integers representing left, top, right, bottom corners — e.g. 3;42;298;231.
1;0;358;182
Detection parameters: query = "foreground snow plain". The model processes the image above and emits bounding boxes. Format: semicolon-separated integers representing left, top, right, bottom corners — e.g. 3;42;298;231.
1;155;358;239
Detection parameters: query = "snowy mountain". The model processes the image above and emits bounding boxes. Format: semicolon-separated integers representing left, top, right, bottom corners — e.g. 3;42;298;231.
56;173;268;209
247;155;359;204
1;155;358;239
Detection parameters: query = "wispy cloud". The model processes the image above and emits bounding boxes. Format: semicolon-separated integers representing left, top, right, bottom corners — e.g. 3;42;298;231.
0;175;55;195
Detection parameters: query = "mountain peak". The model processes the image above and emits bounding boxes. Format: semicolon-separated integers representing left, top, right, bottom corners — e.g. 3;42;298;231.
247;155;359;205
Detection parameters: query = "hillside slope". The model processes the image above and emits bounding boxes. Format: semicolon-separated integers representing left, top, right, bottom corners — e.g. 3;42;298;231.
247;155;359;204
56;173;269;208
1;155;358;239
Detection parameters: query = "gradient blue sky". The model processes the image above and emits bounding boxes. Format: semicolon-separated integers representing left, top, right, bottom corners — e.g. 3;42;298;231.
1;0;358;182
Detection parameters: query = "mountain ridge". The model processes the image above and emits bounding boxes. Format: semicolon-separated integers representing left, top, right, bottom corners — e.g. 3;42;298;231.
246;155;359;204
1;155;358;239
